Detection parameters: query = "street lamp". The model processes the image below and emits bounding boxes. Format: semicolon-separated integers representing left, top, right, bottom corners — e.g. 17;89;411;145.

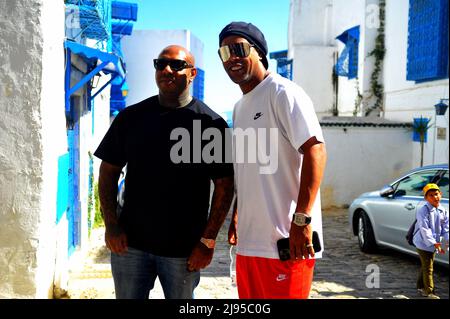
432;98;448;164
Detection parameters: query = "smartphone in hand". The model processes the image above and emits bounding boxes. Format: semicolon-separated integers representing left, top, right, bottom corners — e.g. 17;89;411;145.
277;231;322;261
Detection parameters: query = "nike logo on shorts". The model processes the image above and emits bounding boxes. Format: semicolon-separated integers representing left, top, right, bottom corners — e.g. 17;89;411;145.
276;274;288;281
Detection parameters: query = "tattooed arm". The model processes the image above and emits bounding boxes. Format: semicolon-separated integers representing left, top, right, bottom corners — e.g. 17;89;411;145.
98;161;128;255
187;176;234;271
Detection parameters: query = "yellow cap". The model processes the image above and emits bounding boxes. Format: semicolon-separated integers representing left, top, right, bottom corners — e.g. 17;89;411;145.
423;183;440;195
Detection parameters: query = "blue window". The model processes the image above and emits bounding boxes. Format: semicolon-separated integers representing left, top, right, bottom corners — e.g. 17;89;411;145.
269;50;293;80
335;26;360;80
407;0;449;82
193;68;204;101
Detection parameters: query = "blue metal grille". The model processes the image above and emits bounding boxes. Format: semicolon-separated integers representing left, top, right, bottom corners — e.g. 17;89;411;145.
193;68;205;101
407;0;449;82
335;26;360;79
66;0;112;42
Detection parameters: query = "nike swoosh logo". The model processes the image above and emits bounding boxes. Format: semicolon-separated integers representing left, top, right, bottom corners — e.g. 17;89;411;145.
276;274;287;281
253;112;263;120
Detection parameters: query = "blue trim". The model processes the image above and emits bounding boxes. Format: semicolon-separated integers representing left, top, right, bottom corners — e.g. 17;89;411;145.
64;41;125;78
193;68;204;101
65;48;72;114
112;21;133;35
112;1;138;21
91;73;118;99
56;153;69;224
64;40;126;119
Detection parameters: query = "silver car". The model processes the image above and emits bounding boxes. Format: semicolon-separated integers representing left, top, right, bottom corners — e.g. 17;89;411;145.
349;164;449;266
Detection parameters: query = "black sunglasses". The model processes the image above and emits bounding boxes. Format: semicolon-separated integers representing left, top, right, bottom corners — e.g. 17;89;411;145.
218;42;254;62
153;58;194;71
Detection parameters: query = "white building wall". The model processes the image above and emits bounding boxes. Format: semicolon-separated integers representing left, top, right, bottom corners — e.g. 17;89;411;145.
289;0;335;117
121;30;204;106
0;0;66;298
289;0;368;117
289;0;449;168
383;0;449;166
321;125;413;208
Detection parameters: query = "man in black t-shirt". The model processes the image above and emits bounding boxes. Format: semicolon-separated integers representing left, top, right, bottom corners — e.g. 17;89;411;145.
94;45;234;299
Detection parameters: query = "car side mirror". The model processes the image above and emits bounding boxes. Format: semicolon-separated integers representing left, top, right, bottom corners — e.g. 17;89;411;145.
394;189;407;197
380;185;395;197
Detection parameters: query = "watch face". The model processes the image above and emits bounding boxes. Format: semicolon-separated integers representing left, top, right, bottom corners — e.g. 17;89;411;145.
293;213;311;226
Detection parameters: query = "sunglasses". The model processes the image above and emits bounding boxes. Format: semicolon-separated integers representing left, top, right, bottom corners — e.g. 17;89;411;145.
153;58;194;71
218;42;254;63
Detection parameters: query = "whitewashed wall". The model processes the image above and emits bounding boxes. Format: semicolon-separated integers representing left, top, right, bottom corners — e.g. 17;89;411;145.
288;0;368;117
383;0;449;166
121;30;204;106
321;123;413;208
289;0;449;167
0;0;66;298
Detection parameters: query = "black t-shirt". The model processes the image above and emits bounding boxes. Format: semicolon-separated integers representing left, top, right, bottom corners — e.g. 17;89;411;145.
94;96;233;257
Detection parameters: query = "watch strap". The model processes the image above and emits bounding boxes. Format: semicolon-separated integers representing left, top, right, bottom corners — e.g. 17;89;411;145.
292;212;312;226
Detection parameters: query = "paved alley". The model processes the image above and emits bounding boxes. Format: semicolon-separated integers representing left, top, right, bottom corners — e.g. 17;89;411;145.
65;208;448;299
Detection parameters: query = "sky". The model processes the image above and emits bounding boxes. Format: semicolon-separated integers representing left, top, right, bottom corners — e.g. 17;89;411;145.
119;0;291;116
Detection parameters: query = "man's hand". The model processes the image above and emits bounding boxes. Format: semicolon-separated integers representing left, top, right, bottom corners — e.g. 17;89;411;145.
187;242;214;272
228;221;237;246
98;161;126;254
105;223;128;255
289;223;315;260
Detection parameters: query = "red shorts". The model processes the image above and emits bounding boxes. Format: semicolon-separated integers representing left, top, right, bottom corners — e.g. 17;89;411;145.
236;254;315;299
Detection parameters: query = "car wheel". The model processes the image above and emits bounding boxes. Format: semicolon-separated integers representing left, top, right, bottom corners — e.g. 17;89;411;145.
357;211;377;253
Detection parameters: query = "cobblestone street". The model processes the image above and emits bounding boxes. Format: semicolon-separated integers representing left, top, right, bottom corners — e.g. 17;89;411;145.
66;208;448;299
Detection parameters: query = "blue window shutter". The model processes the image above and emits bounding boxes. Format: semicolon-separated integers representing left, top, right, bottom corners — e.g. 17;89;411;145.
193;68;204;101
335;26;360;79
407;0;449;82
269;50;293;80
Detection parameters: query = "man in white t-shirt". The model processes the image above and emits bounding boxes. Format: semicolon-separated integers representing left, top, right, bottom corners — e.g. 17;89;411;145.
218;21;327;299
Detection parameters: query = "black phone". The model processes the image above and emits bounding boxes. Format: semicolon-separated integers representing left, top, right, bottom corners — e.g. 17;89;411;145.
277;231;322;261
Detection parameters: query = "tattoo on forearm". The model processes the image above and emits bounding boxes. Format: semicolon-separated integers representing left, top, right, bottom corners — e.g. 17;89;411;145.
203;177;234;239
98;169;121;226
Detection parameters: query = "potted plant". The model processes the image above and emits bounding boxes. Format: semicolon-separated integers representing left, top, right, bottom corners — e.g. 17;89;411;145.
412;116;433;167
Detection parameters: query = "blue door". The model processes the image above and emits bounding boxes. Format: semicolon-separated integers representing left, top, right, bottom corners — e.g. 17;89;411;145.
67;96;81;256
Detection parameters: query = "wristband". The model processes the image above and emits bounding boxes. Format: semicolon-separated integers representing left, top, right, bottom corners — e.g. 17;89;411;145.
200;237;215;249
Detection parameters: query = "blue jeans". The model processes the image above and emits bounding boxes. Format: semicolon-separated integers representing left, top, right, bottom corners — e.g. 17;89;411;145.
111;247;200;299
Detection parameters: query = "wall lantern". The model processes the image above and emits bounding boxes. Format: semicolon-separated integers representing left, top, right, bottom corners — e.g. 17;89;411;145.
434;98;449;116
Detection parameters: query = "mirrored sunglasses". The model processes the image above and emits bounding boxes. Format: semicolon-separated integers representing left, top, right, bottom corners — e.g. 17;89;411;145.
153;58;193;71
218;42;254;63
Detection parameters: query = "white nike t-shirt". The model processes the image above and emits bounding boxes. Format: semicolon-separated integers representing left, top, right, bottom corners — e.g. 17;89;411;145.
232;73;325;259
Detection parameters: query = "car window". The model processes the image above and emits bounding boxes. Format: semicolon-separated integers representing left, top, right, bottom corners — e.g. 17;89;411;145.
436;171;449;199
394;170;438;197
